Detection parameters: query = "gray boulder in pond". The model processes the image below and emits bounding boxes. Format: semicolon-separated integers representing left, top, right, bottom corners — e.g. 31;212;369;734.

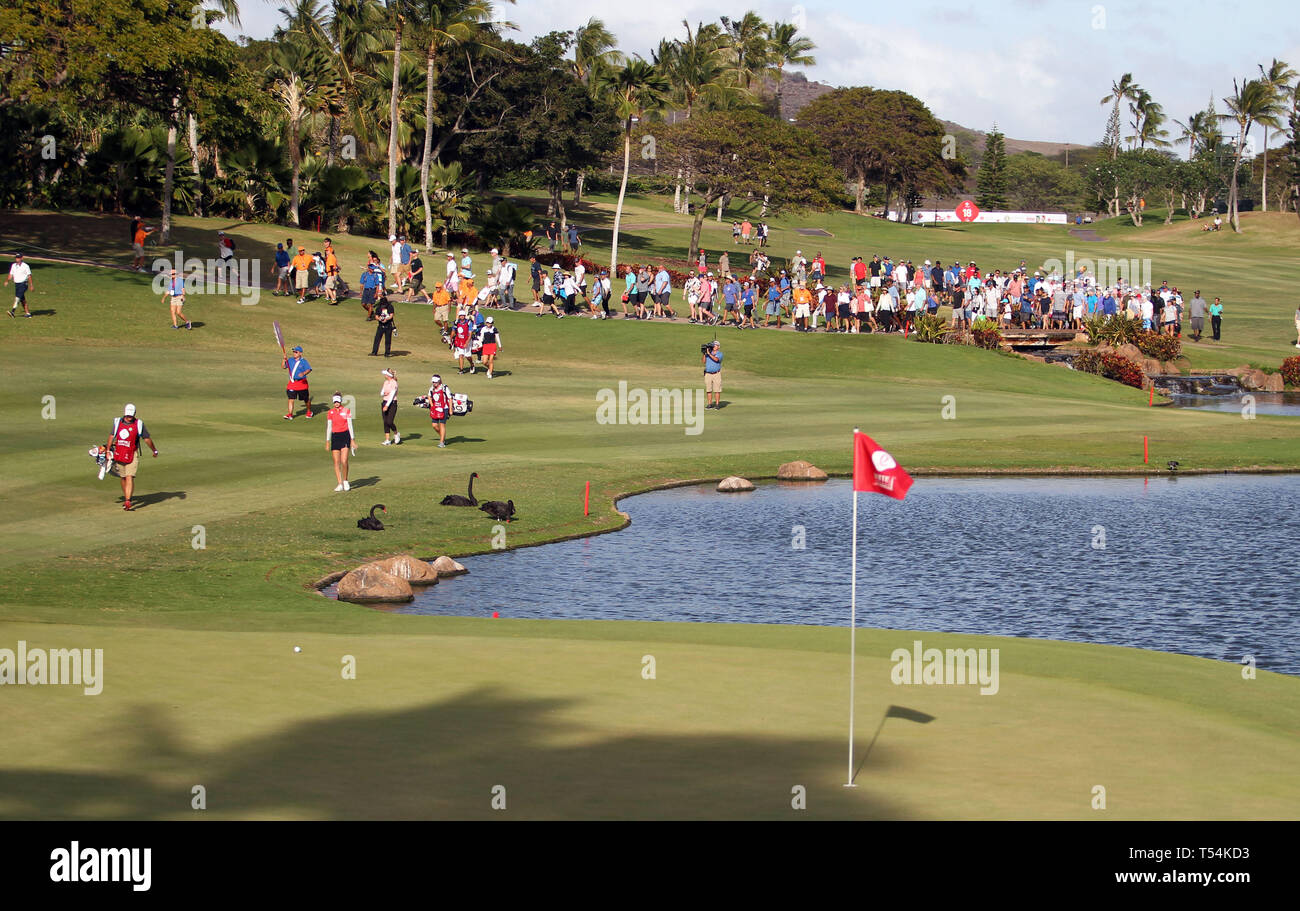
431;555;468;576
777;460;828;481
375;554;439;585
337;564;414;603
717;476;755;492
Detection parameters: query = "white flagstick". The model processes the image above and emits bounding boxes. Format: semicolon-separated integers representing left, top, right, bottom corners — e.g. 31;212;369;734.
846;427;860;787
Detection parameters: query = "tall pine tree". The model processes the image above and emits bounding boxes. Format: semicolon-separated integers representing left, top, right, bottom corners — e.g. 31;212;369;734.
976;126;1008;209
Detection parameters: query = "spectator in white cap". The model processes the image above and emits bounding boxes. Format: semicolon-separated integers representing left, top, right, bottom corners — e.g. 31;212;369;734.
460;247;473;278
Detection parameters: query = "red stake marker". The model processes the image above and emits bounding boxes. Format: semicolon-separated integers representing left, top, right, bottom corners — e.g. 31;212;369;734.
1148;385;1154;406
584;480;590;516
1144;435;1149;464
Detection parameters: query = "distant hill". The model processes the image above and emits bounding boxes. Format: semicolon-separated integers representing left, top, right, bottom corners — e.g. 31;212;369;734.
773;72;1092;163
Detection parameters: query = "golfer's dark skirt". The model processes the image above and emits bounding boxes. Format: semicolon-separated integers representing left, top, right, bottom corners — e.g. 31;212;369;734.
330;431;352;451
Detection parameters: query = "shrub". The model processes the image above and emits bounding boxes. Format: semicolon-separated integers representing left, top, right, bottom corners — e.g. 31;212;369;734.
911;313;948;343
1134;331;1181;361
1097;314;1142;346
1082;314;1108;344
971;318;1003;350
1074;350;1145;389
1282;356;1300;388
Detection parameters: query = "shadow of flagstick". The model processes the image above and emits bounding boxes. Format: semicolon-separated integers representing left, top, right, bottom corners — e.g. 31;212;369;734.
852;705;935;784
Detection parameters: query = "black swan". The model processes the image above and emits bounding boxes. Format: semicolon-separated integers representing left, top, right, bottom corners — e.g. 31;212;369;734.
440;472;479;506
479;499;515;522
357;504;387;530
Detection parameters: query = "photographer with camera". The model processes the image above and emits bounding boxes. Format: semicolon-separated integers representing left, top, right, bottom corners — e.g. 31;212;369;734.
702;340;723;410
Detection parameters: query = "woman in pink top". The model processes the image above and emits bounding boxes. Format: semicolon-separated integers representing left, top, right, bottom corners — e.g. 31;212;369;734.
325;393;356;491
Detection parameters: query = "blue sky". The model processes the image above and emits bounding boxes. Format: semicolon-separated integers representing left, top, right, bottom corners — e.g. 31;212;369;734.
221;0;1300;149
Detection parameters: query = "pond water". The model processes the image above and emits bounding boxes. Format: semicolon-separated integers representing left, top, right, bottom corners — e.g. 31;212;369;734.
1169;391;1300;417
344;476;1300;676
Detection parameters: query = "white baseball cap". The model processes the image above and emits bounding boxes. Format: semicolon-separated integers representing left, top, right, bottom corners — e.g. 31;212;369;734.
332;393;342;403
124;403;136;416
389;235;396;242
461;248;469;253
430;374;441;384
490;248;498;254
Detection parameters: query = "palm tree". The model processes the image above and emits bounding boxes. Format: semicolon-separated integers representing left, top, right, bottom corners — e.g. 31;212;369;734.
385;5;408;238
1132;93;1171;149
313;163;373;232
216;138;290;219
408;0;503;249
668;21;733;119
597;58;670;276
426;159;475;246
766;21;815;114
269;39;343;225
1100;73;1138;155
1220;77;1277;232
571;16;624;84
1173;109;1216;159
325;0;390;159
1257;58;1297;211
570;16;623;205
719;12;769;93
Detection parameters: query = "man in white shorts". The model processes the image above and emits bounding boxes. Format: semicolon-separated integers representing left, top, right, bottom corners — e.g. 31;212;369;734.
794;282;812;325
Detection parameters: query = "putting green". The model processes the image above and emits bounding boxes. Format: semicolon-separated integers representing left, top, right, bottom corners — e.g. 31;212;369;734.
1;621;1294;819
0;209;1297;819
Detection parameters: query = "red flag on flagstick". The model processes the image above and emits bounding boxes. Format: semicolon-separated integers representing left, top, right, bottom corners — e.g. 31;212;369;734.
852;432;913;500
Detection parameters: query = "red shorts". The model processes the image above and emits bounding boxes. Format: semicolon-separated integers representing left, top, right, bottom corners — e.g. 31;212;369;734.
481;343;497;357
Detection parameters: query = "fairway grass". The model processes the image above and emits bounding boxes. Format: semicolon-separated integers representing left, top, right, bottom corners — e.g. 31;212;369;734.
1;211;1298;820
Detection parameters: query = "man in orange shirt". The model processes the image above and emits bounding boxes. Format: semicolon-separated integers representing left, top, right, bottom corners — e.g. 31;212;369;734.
131;223;153;272
458;276;477;310
431;281;452;330
290;246;313;304
792;282;813;332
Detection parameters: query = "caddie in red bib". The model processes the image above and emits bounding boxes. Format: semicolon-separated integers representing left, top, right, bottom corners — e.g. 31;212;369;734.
104;403;158;511
426;374;452;449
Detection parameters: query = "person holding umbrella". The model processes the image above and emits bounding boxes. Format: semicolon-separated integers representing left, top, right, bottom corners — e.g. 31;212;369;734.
380;369;400;445
283;345;313;420
325;392;356;491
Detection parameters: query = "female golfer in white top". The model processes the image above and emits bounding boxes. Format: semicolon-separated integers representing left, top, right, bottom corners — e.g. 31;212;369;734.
380;369;400;445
